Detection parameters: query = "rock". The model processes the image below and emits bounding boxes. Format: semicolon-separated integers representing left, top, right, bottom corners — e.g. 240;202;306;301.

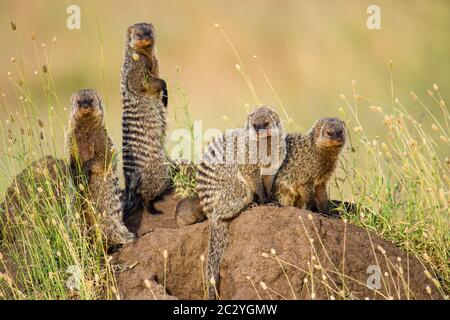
116;193;440;300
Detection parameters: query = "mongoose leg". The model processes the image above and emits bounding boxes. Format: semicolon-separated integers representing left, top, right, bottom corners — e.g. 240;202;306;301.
314;182;329;214
250;176;267;204
304;186;318;211
293;195;306;209
207;219;230;300
145;77;168;107
145;201;163;215
262;174;275;201
274;182;297;207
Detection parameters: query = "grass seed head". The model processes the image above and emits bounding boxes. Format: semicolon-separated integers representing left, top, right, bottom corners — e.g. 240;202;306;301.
259;281;267;290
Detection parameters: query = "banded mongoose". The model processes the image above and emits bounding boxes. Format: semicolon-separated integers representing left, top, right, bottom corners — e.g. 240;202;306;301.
65;89;135;247
197;106;286;299
121;22;170;217
273;117;346;215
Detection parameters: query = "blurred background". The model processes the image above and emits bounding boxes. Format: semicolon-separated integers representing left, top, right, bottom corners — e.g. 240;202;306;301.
0;0;449;192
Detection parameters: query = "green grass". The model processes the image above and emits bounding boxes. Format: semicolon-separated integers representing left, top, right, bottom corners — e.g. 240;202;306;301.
334;84;450;295
0;25;119;299
0;20;449;300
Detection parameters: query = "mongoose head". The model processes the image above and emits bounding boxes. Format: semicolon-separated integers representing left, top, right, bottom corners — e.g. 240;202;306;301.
70;89;104;120
127;23;155;51
246;106;282;138
313;118;346;148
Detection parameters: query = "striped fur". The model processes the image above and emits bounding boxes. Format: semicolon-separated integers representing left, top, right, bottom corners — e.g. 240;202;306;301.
66;89;135;247
273;118;346;214
196;107;286;299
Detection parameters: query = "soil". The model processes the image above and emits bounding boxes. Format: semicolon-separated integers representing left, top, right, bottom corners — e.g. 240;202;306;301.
116;192;440;300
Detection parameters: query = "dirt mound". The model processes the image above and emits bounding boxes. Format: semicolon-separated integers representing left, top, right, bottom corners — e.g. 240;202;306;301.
116;192;439;300
0;156;68;243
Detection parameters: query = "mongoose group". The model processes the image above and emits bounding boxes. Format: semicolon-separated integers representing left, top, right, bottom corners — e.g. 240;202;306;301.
1;21;347;300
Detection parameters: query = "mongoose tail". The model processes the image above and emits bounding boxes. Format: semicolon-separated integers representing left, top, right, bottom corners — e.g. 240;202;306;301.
207;219;230;300
122;173;144;219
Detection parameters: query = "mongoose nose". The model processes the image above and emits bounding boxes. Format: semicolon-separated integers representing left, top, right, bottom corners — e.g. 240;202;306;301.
78;98;94;108
136;31;152;41
253;121;270;131
142;31;152;39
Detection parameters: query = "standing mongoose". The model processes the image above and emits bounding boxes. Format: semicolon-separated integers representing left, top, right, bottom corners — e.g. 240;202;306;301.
65;89;135;247
121;22;170;217
273;118;346;215
197;106;286;299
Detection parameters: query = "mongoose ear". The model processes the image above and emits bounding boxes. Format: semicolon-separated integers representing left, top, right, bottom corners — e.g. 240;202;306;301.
162;87;168;108
313;119;326;137
341;120;346;127
70;93;78;106
159;79;168;108
245;110;256;129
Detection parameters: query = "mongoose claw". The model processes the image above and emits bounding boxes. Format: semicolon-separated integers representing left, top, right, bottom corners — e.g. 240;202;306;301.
319;210;341;219
248;202;259;209
267;200;281;207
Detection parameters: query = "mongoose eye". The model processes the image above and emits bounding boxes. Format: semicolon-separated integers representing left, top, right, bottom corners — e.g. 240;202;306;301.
77;97;94;108
326;130;333;137
335;129;343;136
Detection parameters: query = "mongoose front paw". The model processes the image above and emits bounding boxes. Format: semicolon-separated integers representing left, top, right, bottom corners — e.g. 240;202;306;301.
267;200;281;207
146;202;163;215
319;206;341;219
